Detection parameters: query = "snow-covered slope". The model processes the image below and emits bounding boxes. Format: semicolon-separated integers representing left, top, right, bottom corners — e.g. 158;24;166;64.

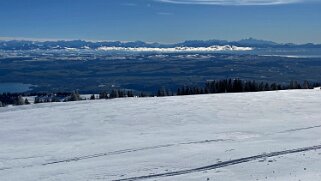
1;90;321;181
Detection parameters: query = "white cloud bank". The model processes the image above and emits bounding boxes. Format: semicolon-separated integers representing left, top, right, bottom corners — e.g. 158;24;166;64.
156;0;304;5
97;45;253;52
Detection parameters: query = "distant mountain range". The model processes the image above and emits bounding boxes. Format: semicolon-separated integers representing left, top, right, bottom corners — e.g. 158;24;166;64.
0;38;320;50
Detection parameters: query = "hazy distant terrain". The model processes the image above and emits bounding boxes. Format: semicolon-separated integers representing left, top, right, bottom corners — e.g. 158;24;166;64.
1;50;321;93
0;39;321;93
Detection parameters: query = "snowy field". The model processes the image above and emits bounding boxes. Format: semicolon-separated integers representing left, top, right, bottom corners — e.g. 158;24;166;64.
1;89;321;181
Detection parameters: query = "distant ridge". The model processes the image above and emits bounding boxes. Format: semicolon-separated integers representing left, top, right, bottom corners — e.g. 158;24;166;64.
236;38;278;46
0;38;320;50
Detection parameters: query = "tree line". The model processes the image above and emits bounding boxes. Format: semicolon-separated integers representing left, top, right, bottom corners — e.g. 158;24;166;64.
173;79;320;96
0;93;30;107
1;79;320;107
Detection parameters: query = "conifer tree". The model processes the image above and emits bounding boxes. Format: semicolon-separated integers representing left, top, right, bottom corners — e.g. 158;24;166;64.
24;98;30;105
69;91;81;101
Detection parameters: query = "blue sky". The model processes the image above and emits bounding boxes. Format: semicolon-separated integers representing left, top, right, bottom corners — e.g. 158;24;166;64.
0;0;320;43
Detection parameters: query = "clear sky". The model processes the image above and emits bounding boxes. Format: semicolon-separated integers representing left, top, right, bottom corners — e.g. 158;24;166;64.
0;0;320;43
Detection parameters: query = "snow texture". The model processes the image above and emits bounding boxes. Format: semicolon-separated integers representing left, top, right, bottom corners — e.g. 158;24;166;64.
1;89;321;180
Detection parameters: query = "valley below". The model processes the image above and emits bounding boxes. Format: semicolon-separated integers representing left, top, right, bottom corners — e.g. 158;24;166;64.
1;50;321;93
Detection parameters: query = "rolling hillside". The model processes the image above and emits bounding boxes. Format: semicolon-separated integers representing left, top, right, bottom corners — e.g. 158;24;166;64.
1;89;321;180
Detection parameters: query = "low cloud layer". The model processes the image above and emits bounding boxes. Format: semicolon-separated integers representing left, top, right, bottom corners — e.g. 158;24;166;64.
156;0;303;5
96;45;253;52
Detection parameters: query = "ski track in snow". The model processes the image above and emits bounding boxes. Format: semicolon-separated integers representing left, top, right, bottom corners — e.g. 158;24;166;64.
2;123;321;172
43;139;229;166
115;144;321;181
0;139;230;171
277;124;321;133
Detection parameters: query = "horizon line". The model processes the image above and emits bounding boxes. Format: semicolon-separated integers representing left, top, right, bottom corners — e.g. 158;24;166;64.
0;36;319;45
